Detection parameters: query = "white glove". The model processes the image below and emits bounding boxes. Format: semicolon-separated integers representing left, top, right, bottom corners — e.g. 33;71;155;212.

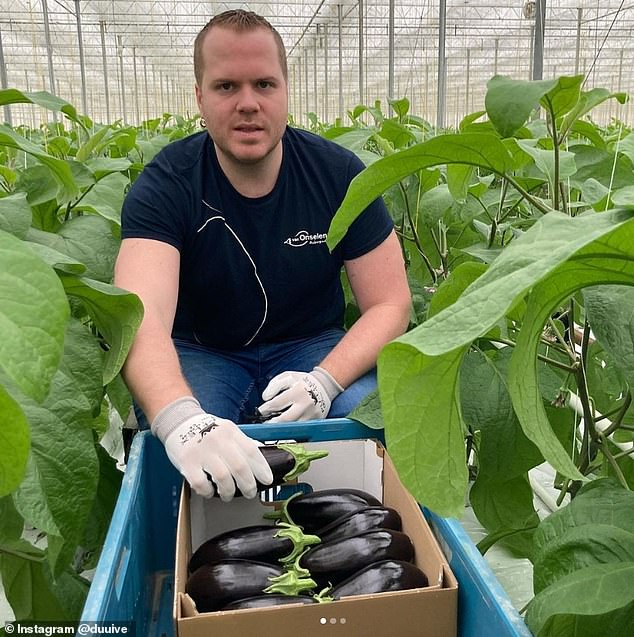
257;366;344;423
151;396;273;501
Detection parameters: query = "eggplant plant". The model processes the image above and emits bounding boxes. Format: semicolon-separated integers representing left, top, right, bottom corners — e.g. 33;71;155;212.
0;89;194;621
327;75;634;635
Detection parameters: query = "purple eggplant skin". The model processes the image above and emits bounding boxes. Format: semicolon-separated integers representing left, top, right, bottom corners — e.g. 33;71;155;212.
317;506;403;544
221;595;317;611
188;525;292;574
186;559;285;613
330;560;429;599
284;489;382;533
299;529;415;586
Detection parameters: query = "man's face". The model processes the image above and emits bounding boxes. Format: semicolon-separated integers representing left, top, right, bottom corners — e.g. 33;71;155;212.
195;26;288;168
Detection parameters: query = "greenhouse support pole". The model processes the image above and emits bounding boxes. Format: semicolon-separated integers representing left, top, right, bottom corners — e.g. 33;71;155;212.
323;24;329;123
388;0;395;110
437;0;447;129
117;36;127;124
41;0;57;122
532;0;546;80
528;25;534;79
337;4;343;121
133;46;140;124
143;56;149;119
358;0;364;105
100;21;111;122
74;0;88;116
297;60;303;123
466;48;471;114
574;8;582;75
494;38;499;76
0;28;11;126
159;71;165;116
313;29;318;117
303;48;309;126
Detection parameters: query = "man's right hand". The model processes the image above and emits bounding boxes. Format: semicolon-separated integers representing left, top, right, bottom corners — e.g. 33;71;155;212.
151;397;273;501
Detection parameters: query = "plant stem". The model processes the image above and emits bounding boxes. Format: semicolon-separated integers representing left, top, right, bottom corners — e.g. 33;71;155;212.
556;478;571;506
398;181;437;283
602;391;632;437
486;337;578;373
0;547;45;563
503;175;553;216
487;180;509;249
574;321;601;476
546;317;577;363
542;95;563;212
598;433;630;489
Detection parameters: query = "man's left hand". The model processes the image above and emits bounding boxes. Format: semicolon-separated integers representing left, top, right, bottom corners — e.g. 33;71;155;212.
257;367;343;422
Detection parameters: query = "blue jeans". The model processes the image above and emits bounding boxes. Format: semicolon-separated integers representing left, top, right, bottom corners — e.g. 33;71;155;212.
135;328;376;428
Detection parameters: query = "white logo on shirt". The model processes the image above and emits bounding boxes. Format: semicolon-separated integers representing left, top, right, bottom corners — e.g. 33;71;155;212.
284;230;328;247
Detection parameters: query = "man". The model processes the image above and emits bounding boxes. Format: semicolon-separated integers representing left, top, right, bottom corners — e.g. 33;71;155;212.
114;10;411;502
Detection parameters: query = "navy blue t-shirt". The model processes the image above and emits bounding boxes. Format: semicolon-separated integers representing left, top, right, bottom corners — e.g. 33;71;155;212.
121;126;393;349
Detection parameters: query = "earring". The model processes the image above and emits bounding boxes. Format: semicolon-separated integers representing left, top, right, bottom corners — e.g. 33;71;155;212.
200;118;206;128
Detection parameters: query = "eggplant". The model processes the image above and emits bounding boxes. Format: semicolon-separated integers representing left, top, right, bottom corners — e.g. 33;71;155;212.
317;506;402;543
188;525;293;573
212;443;328;497
221;594;317;611
329;560;429;599
267;488;382;532
186;559;285;613
299;529;415;586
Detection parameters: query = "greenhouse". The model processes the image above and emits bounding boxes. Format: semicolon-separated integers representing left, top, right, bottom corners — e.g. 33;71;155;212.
2;1;634;636
1;1;633;126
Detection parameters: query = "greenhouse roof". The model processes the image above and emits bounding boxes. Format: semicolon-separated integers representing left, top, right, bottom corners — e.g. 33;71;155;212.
1;0;633;127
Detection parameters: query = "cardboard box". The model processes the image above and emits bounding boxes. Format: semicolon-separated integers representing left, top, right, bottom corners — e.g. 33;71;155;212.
174;439;458;637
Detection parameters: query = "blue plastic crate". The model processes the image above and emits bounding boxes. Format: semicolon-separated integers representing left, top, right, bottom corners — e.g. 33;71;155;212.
81;420;532;636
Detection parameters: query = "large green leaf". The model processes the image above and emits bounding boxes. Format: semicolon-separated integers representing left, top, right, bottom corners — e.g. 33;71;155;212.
485;75;558;138
378;341;469;518
83;157;132;180
10;320;103;575
526;562;634;637
569;145;634;191
14;165;59;209
516;140;577;190
539;75;584;122
75;172;129;226
28;215;119;283
1;553;65;620
0;230;69;402
560;88;628;139
75;126;111;162
378;210;634;513
0;125;78;201
419;184;454;225
0;386;30;497
410;210;634;357
327;133;514;249
347;389;384;429
80;446;123;570
583;285;634;391
462;349;541;557
0;192;32;239
533;524;634;594
0;89;83;128
25;241;86;276
533;479;634;557
60;275;143;384
508;215;634;479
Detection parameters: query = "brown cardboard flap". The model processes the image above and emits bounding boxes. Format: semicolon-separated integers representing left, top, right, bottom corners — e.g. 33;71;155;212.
179;593;198;618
